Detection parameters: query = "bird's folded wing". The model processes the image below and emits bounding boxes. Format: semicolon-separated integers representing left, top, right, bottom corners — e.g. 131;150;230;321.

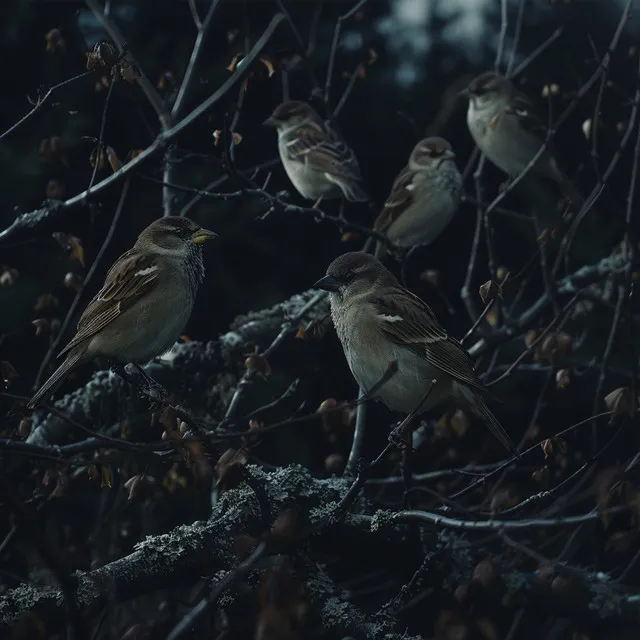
374;165;416;233
284;120;363;182
57;250;160;357
373;290;487;394
504;91;549;143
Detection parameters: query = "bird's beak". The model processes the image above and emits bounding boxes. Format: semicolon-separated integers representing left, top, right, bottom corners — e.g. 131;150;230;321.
313;274;341;292
442;149;456;160
458;87;471;98
191;228;218;244
263;116;276;127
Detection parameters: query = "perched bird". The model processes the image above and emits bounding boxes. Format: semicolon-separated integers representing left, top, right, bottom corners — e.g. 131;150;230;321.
314;252;518;457
461;72;580;207
264;100;368;204
28;216;217;408
373;137;461;256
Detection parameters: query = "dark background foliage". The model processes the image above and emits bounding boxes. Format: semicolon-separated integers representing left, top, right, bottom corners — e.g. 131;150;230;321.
1;1;640;639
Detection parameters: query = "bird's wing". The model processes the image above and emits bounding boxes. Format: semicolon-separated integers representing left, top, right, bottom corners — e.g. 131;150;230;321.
374;165;417;233
57;249;161;357
504;91;549;143
284;119;363;183
373;289;487;394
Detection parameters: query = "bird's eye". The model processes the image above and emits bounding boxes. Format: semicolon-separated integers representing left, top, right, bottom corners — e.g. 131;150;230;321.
342;271;355;283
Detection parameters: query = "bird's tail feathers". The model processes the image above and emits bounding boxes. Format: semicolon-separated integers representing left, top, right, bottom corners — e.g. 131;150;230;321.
373;240;386;258
331;176;369;203
456;384;519;459
27;351;83;409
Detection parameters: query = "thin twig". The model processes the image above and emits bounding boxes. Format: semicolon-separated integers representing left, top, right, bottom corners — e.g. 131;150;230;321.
324;0;369;116
0;71;93;142
33;179;131;389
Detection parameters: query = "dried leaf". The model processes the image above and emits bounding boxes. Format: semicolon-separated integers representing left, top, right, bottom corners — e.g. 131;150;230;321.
0;266;18;286
106;146;123;172
490;488;516;511
123;474;144;500
18;417;32;438
215;447;248;493
39;136;68;165
163;464;188;492
450;409;470;438
32;318;49;337
90;148;106;171
64;272;83;292
45;179;65;200
295;325;306;339
316;398;338;413
244;353;271;376
49;474;68;499
556;368;571;389
604;387;635;418
536;331;572;363
95;76;111;91
535;564;555;584
259;55;276;77
541;438;553;458
157;70;175;90
324;453;345;475
118;59;139;83
271;509;298;542
45;28;66;54
472;559;497;588
67;236;85;267
86;41;118;70
226;52;244;72
100;465;112;488
126;149;144;162
257;570;307;640
532;466;550;485
479;279;502;305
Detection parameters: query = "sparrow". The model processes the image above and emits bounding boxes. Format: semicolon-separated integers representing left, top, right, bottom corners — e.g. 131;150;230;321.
314;251;518;457
27;216;217;409
263;100;368;204
461;72;580;207
373;137;461;256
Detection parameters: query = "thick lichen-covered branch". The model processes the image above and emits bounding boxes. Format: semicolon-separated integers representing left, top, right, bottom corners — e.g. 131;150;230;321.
27;288;329;446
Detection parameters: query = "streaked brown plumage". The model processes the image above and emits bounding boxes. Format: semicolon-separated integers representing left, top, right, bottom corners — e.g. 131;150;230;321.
264;100;368;203
314;251;518;458
374;137;461;256
28;216;216;409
